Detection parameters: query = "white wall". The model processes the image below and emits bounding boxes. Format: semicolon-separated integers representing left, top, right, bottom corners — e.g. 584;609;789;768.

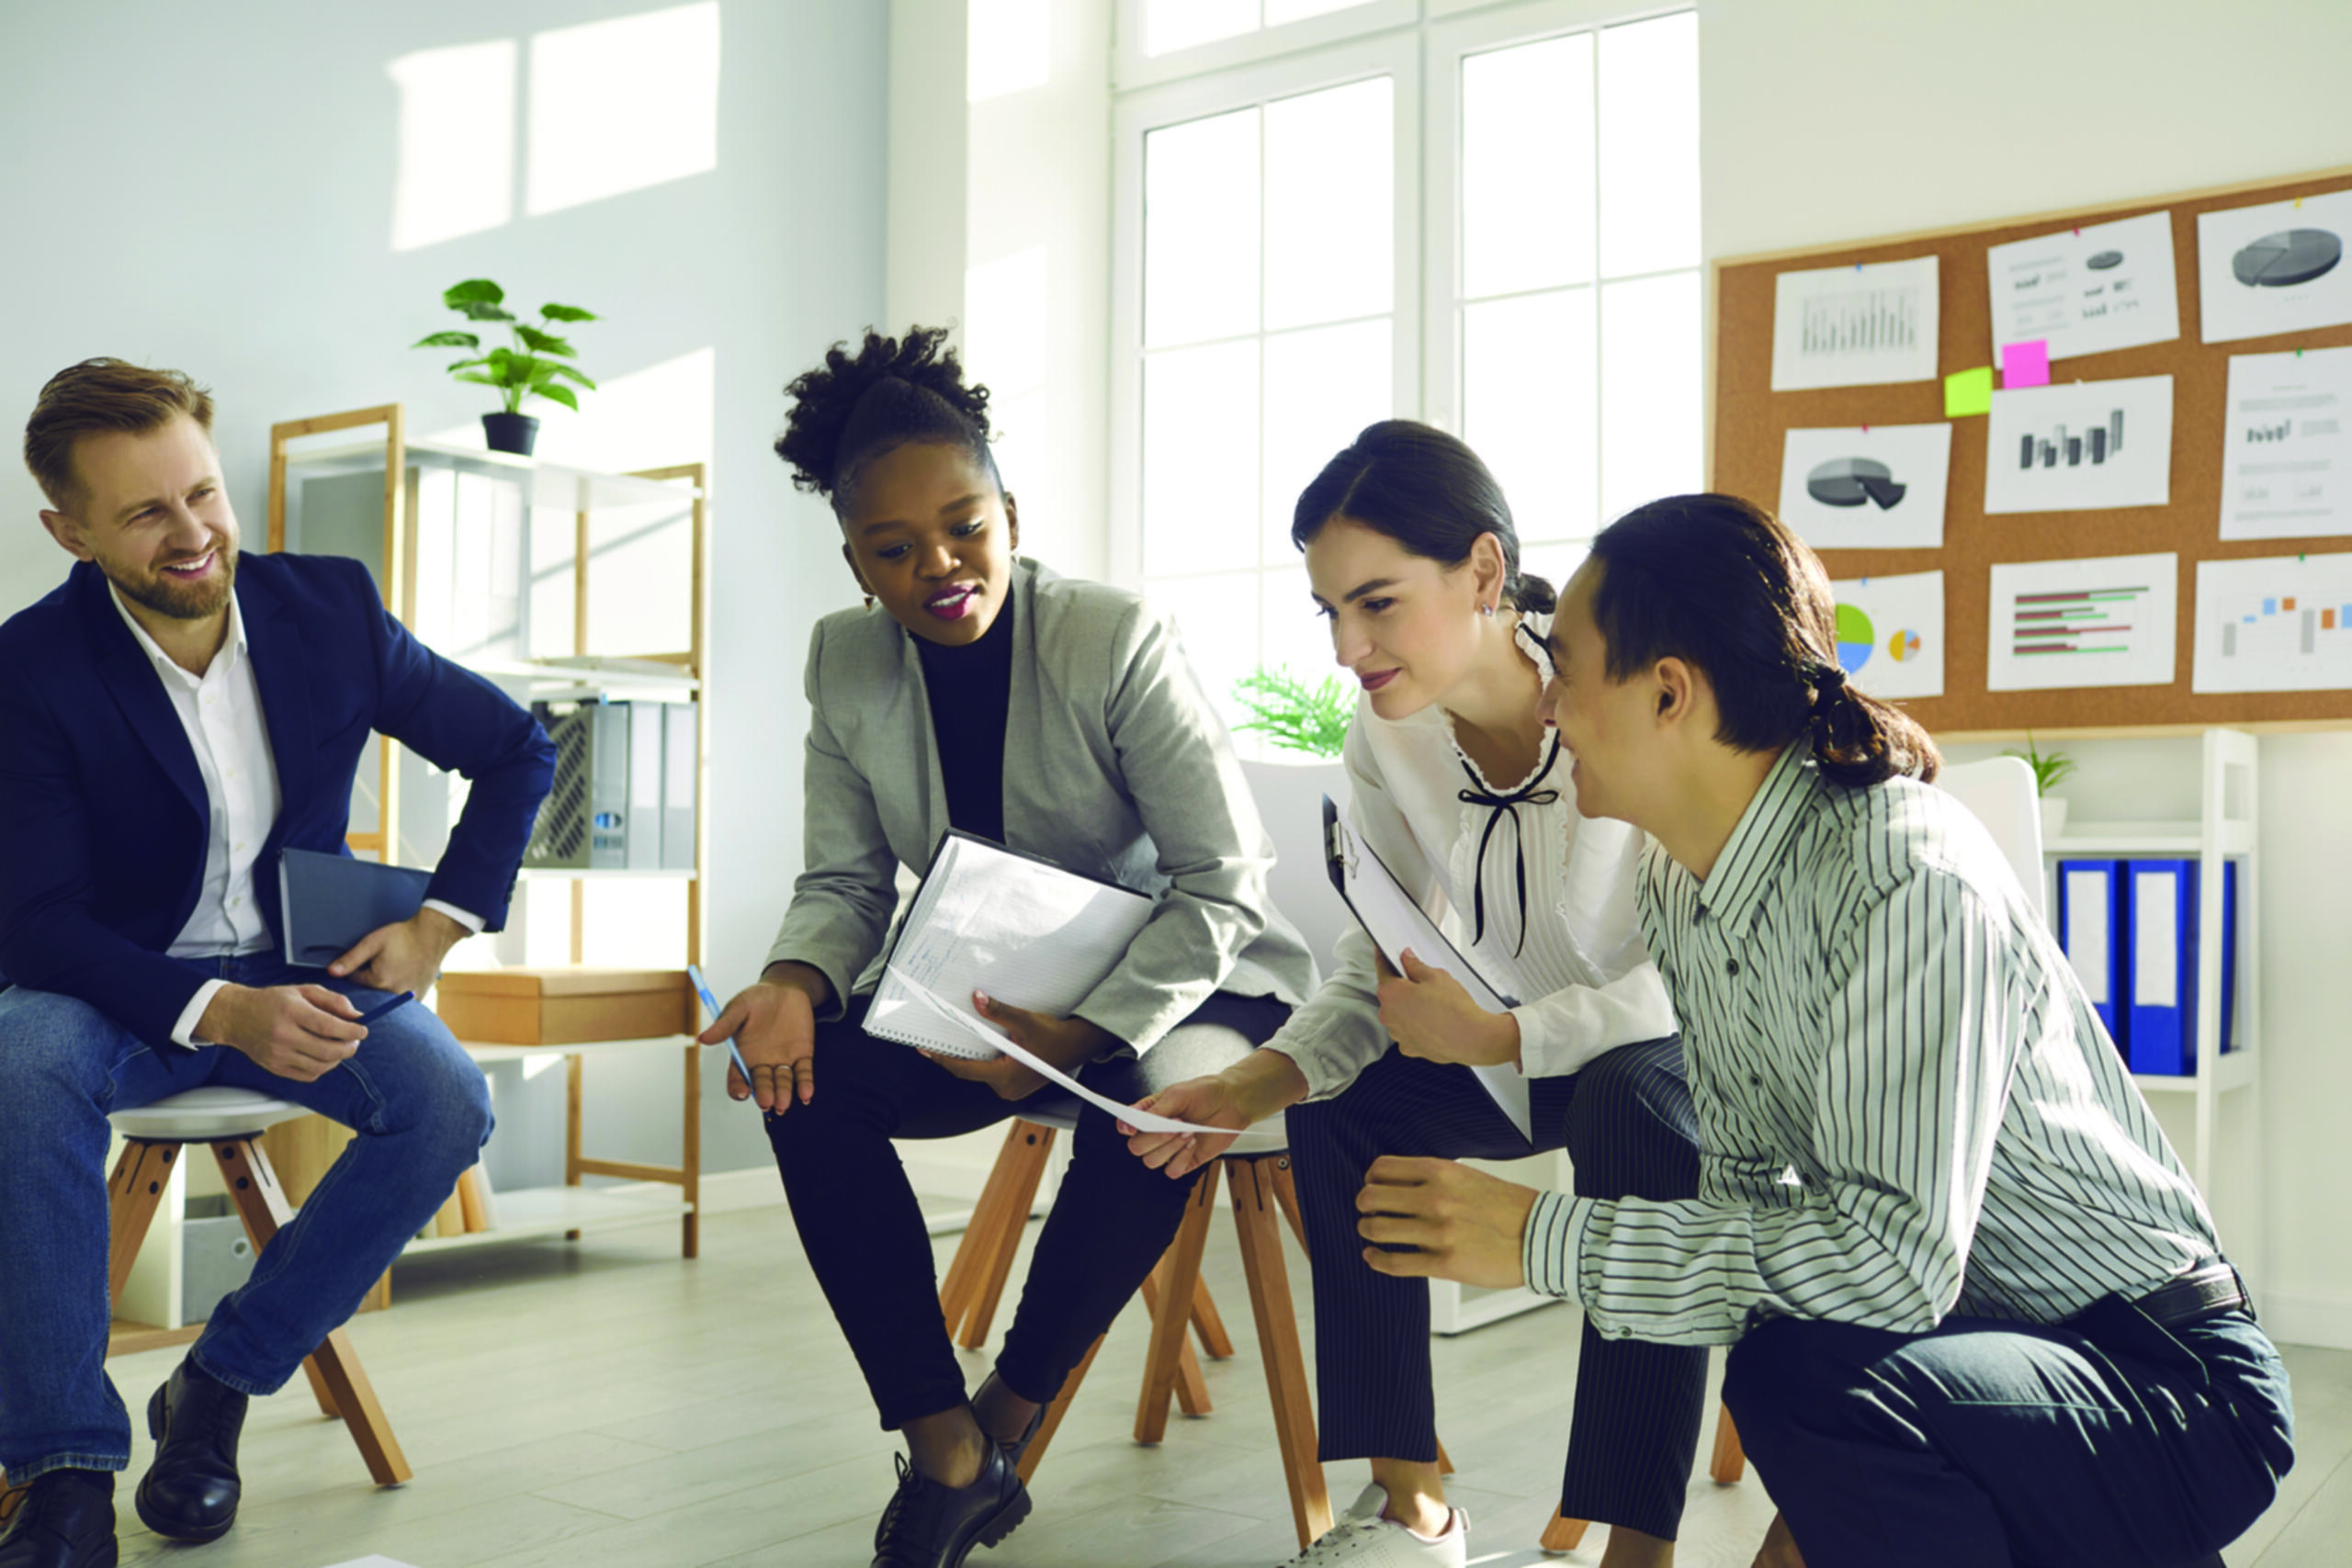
0;0;889;1179
1700;0;2352;1347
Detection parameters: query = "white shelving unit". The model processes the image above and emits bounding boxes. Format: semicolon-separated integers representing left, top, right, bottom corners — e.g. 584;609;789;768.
2044;728;2260;1201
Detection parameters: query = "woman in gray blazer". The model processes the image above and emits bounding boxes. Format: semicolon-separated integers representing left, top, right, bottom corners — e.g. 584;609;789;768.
702;328;1315;1568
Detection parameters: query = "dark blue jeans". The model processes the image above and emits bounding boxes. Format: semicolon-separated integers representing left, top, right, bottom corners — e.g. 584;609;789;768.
1723;1299;2294;1568
0;955;492;1481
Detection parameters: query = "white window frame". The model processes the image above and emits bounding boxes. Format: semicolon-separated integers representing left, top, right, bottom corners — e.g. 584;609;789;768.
1108;31;1423;591
1114;0;1417;92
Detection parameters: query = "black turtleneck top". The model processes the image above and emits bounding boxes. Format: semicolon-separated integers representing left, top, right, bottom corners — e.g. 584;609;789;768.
910;592;1015;844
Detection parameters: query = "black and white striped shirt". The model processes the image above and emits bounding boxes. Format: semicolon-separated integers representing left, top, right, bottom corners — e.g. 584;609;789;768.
1522;744;2219;1345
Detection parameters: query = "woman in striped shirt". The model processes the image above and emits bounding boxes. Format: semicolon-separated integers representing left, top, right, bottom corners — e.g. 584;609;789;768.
1359;492;2293;1568
1127;423;1705;1568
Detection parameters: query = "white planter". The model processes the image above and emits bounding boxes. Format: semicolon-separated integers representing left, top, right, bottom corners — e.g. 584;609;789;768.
2038;795;2070;843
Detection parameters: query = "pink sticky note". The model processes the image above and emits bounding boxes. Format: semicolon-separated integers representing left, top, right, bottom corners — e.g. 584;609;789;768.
2002;339;2051;389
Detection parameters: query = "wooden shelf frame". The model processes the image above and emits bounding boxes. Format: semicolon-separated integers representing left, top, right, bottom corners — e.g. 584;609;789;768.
265;406;713;1261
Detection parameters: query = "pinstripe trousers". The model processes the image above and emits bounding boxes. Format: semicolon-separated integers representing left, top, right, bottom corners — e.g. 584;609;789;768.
1287;1037;1707;1540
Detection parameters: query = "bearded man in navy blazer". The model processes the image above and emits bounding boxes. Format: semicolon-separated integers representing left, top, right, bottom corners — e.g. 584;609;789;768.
0;360;555;1568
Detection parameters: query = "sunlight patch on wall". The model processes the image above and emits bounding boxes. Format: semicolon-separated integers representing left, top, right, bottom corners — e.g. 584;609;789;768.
388;39;518;251
965;246;1052;553
968;0;1050;102
526;2;720;217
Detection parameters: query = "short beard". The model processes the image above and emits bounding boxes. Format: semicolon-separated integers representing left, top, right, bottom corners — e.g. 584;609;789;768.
110;546;237;622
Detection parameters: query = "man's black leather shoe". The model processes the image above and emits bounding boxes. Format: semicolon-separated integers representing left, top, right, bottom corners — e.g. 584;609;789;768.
870;1444;1031;1568
134;1360;244;1543
0;1469;117;1568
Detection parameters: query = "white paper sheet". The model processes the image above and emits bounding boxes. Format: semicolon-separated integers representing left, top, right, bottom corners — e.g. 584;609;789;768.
865;835;1154;1060
2218;344;2352;541
2198;187;2352;344
1985;210;2180;365
2134;871;2179;1008
1986;553;2178;692
902;979;1284;1153
2190;550;2352;694
2063;869;2110;1006
1325;802;1533;1144
1984;375;2173;514
1770;256;1940;391
1779;424;1951;550
1826;571;1945;700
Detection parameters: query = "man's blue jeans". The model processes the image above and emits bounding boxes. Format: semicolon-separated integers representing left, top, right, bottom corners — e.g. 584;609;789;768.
0;955;492;1482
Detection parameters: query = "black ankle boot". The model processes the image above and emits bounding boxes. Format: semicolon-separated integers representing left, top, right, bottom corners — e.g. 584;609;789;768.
870;1444;1031;1568
0;1469;117;1568
134;1360;245;1543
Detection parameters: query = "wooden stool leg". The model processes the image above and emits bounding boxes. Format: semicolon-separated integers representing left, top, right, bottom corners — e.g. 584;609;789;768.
1017;1329;1105;1484
1541;1508;1591;1551
1135;1171;1219;1439
939;1124;1056;1348
1189;1274;1236;1360
956;1126;1056;1349
1710;1402;1747;1483
1230;1156;1331;1549
107;1141;178;1308
1271;1158;1309;1251
214;1138;412;1486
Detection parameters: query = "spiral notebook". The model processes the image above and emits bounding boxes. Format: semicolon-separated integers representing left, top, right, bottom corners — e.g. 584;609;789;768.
865;832;1154;1060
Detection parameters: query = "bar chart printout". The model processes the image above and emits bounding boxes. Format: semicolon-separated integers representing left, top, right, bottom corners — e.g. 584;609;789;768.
1984;376;2174;514
1770;257;1941;390
1988;553;2178;691
2192;551;2352;693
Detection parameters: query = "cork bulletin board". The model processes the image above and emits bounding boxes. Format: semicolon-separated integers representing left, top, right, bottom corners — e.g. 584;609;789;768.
1710;164;2352;739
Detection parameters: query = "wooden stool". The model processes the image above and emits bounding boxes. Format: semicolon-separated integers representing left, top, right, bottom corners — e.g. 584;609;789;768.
1538;1401;1746;1551
100;1087;409;1488
936;1108;1335;1549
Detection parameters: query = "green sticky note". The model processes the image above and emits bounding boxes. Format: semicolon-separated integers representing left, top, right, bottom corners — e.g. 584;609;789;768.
1944;366;1994;418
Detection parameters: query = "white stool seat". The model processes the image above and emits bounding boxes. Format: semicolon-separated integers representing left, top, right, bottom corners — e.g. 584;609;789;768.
110;1086;311;1142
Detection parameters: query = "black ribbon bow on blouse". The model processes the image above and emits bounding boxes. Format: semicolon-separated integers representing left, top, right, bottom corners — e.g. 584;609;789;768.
1455;731;1563;957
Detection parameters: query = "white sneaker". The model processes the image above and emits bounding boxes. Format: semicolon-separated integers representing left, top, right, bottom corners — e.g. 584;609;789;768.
1279;1483;1468;1567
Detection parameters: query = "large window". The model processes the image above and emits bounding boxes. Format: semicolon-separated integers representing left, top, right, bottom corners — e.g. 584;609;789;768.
1114;3;1701;744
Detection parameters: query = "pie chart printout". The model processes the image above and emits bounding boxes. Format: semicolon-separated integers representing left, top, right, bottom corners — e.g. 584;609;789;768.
2232;229;2343;288
1806;457;1907;510
1835;603;1876;675
1889;627;1925;662
2086;250;2124;270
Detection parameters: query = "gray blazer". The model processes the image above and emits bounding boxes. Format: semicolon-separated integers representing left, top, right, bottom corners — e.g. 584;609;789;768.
765;558;1316;1055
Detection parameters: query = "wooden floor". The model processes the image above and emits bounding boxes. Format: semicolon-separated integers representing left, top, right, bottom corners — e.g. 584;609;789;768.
90;1200;2352;1568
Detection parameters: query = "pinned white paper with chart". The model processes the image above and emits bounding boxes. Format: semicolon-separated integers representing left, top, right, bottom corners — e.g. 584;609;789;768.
2218;345;2352;541
1770;256;1940;391
2063;870;2110;1006
2191;550;2352;694
2198;187;2352;344
1984;376;2173;514
1987;553;2178;692
1779;424;1951;550
1984;210;2180;365
1827;572;1944;701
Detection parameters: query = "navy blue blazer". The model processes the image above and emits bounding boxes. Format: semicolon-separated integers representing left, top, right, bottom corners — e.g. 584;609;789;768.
0;551;557;1053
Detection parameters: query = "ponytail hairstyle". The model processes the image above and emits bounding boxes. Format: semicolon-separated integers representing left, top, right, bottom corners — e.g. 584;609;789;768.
1291;420;1555;615
1585;493;1939;788
774;326;1000;518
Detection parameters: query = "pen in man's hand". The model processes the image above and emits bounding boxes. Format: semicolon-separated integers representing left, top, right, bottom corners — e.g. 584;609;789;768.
685;963;762;1107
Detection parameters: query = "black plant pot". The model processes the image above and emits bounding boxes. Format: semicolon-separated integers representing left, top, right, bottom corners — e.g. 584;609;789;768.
482;412;540;456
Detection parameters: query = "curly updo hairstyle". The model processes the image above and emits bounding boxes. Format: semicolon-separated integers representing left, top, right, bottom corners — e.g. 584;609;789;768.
1290;420;1555;615
775;326;1000;518
1586;493;1939;788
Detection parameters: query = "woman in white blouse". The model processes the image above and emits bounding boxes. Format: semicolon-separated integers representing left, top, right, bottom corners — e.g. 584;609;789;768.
1128;423;1704;1568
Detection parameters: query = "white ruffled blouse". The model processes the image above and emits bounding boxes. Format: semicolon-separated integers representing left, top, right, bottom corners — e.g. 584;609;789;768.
1266;612;1680;1100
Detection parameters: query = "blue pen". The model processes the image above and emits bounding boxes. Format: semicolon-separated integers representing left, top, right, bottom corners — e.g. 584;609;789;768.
350;991;416;1028
685;964;761;1105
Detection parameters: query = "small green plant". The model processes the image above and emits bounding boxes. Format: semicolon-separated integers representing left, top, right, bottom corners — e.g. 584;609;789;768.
1232;666;1352;760
414;279;599;414
2004;732;2077;796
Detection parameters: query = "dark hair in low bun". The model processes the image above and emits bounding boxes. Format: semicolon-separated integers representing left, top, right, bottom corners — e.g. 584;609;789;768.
775;326;1000;516
1586;493;1939;788
1291;420;1554;613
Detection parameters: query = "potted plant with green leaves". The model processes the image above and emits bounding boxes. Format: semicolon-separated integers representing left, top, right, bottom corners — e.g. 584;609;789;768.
1231;665;1351;761
413;279;598;456
2005;732;2078;841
